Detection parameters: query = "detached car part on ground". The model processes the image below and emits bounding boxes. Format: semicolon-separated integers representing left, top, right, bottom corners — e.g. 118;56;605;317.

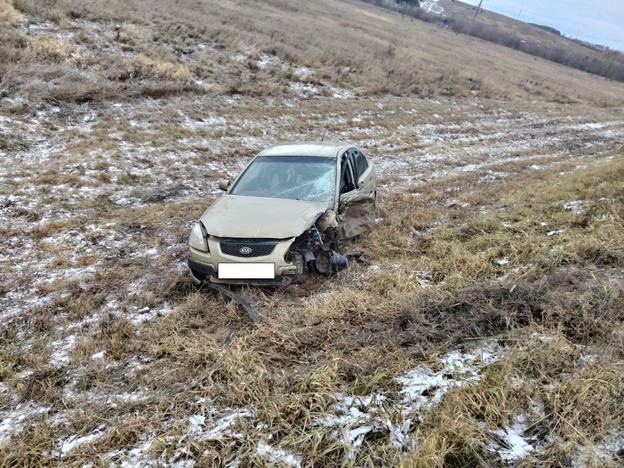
188;142;376;286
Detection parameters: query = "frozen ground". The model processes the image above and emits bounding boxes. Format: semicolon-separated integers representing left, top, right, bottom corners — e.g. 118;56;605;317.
1;94;621;327
1;91;623;465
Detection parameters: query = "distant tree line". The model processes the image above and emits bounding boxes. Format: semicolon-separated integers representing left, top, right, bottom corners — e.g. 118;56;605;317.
361;0;624;83
398;0;420;6
529;23;561;36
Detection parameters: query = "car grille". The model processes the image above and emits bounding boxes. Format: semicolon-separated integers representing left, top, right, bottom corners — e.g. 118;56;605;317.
220;238;278;258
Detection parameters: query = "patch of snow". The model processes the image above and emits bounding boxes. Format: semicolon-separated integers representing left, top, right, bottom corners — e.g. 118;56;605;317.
293;66;312;79
331;87;355;99
257;54;281;69
398;340;504;410
547;229;565;236
316;393;397;459
312;340;506;458
128;302;174;326
573;428;624;466
109;194;142;207
409;270;431;287
55;424;107;458
290;82;319;98
193;408;255;441
90;350;106;360
111;438;155;467
257;442;302;468
187;415;205;436
50;334;77;366
494;420;533;463
563;200;584;214
0;403;52;445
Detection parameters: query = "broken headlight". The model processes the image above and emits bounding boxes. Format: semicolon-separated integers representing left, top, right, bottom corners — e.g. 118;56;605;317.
190;222;209;252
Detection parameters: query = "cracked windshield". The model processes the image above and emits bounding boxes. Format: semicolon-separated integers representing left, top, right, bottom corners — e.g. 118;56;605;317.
229;155;336;203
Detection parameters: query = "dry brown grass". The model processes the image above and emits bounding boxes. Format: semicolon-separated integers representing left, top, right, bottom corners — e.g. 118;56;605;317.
1;1;623;466
2;150;624;465
403;334;624;467
123;56;192;82
0;0;21;22
31;37;74;62
0;0;620;104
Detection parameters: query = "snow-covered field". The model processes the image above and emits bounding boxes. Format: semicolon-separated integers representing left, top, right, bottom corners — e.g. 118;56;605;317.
2;94;621;325
2;90;623;465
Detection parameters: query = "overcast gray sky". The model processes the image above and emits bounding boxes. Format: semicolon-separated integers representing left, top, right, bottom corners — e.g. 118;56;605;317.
461;0;624;51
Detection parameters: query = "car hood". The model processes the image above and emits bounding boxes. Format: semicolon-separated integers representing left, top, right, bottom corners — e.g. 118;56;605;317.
200;195;329;239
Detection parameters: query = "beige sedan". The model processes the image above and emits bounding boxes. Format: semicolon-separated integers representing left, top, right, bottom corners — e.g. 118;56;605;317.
188;142;375;286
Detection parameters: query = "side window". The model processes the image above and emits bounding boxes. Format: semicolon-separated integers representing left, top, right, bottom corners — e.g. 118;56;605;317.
354;150;368;180
347;150;358;181
339;154;356;194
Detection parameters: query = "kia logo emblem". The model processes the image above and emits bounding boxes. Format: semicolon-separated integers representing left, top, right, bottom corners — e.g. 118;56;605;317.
239;246;253;255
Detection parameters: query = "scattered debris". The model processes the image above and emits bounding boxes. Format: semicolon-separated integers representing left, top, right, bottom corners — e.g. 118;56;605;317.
199;282;259;323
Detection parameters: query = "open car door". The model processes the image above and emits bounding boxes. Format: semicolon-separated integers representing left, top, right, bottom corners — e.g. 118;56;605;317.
338;148;376;239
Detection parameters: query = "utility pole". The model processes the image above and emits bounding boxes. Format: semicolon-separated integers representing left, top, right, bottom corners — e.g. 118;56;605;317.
473;0;483;20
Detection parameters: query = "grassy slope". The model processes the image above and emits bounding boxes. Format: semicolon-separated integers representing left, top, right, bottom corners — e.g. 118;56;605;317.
398;0;624;82
0;0;623;104
0;0;623;466
440;0;615;52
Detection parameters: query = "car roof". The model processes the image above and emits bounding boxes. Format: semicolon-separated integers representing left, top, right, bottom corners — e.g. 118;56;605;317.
258;142;352;158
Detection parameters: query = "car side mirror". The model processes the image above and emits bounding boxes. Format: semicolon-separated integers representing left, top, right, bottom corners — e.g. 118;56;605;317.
218;179;231;191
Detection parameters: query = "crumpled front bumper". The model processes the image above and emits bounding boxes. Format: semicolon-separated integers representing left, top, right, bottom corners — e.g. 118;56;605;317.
188;256;216;283
188;256;297;286
187;235;299;285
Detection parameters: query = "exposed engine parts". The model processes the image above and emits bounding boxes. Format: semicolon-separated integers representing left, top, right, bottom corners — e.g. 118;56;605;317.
287;209;348;279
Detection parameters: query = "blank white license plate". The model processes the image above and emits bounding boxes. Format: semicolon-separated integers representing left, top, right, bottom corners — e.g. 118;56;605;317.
218;263;275;279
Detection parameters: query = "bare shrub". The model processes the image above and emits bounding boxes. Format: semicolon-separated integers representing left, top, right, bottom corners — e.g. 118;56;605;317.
0;0;22;22
32;37;75;62
122;56;192;82
0;26;28;94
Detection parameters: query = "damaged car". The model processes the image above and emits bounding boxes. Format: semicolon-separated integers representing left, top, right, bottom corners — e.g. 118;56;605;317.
188;142;375;286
